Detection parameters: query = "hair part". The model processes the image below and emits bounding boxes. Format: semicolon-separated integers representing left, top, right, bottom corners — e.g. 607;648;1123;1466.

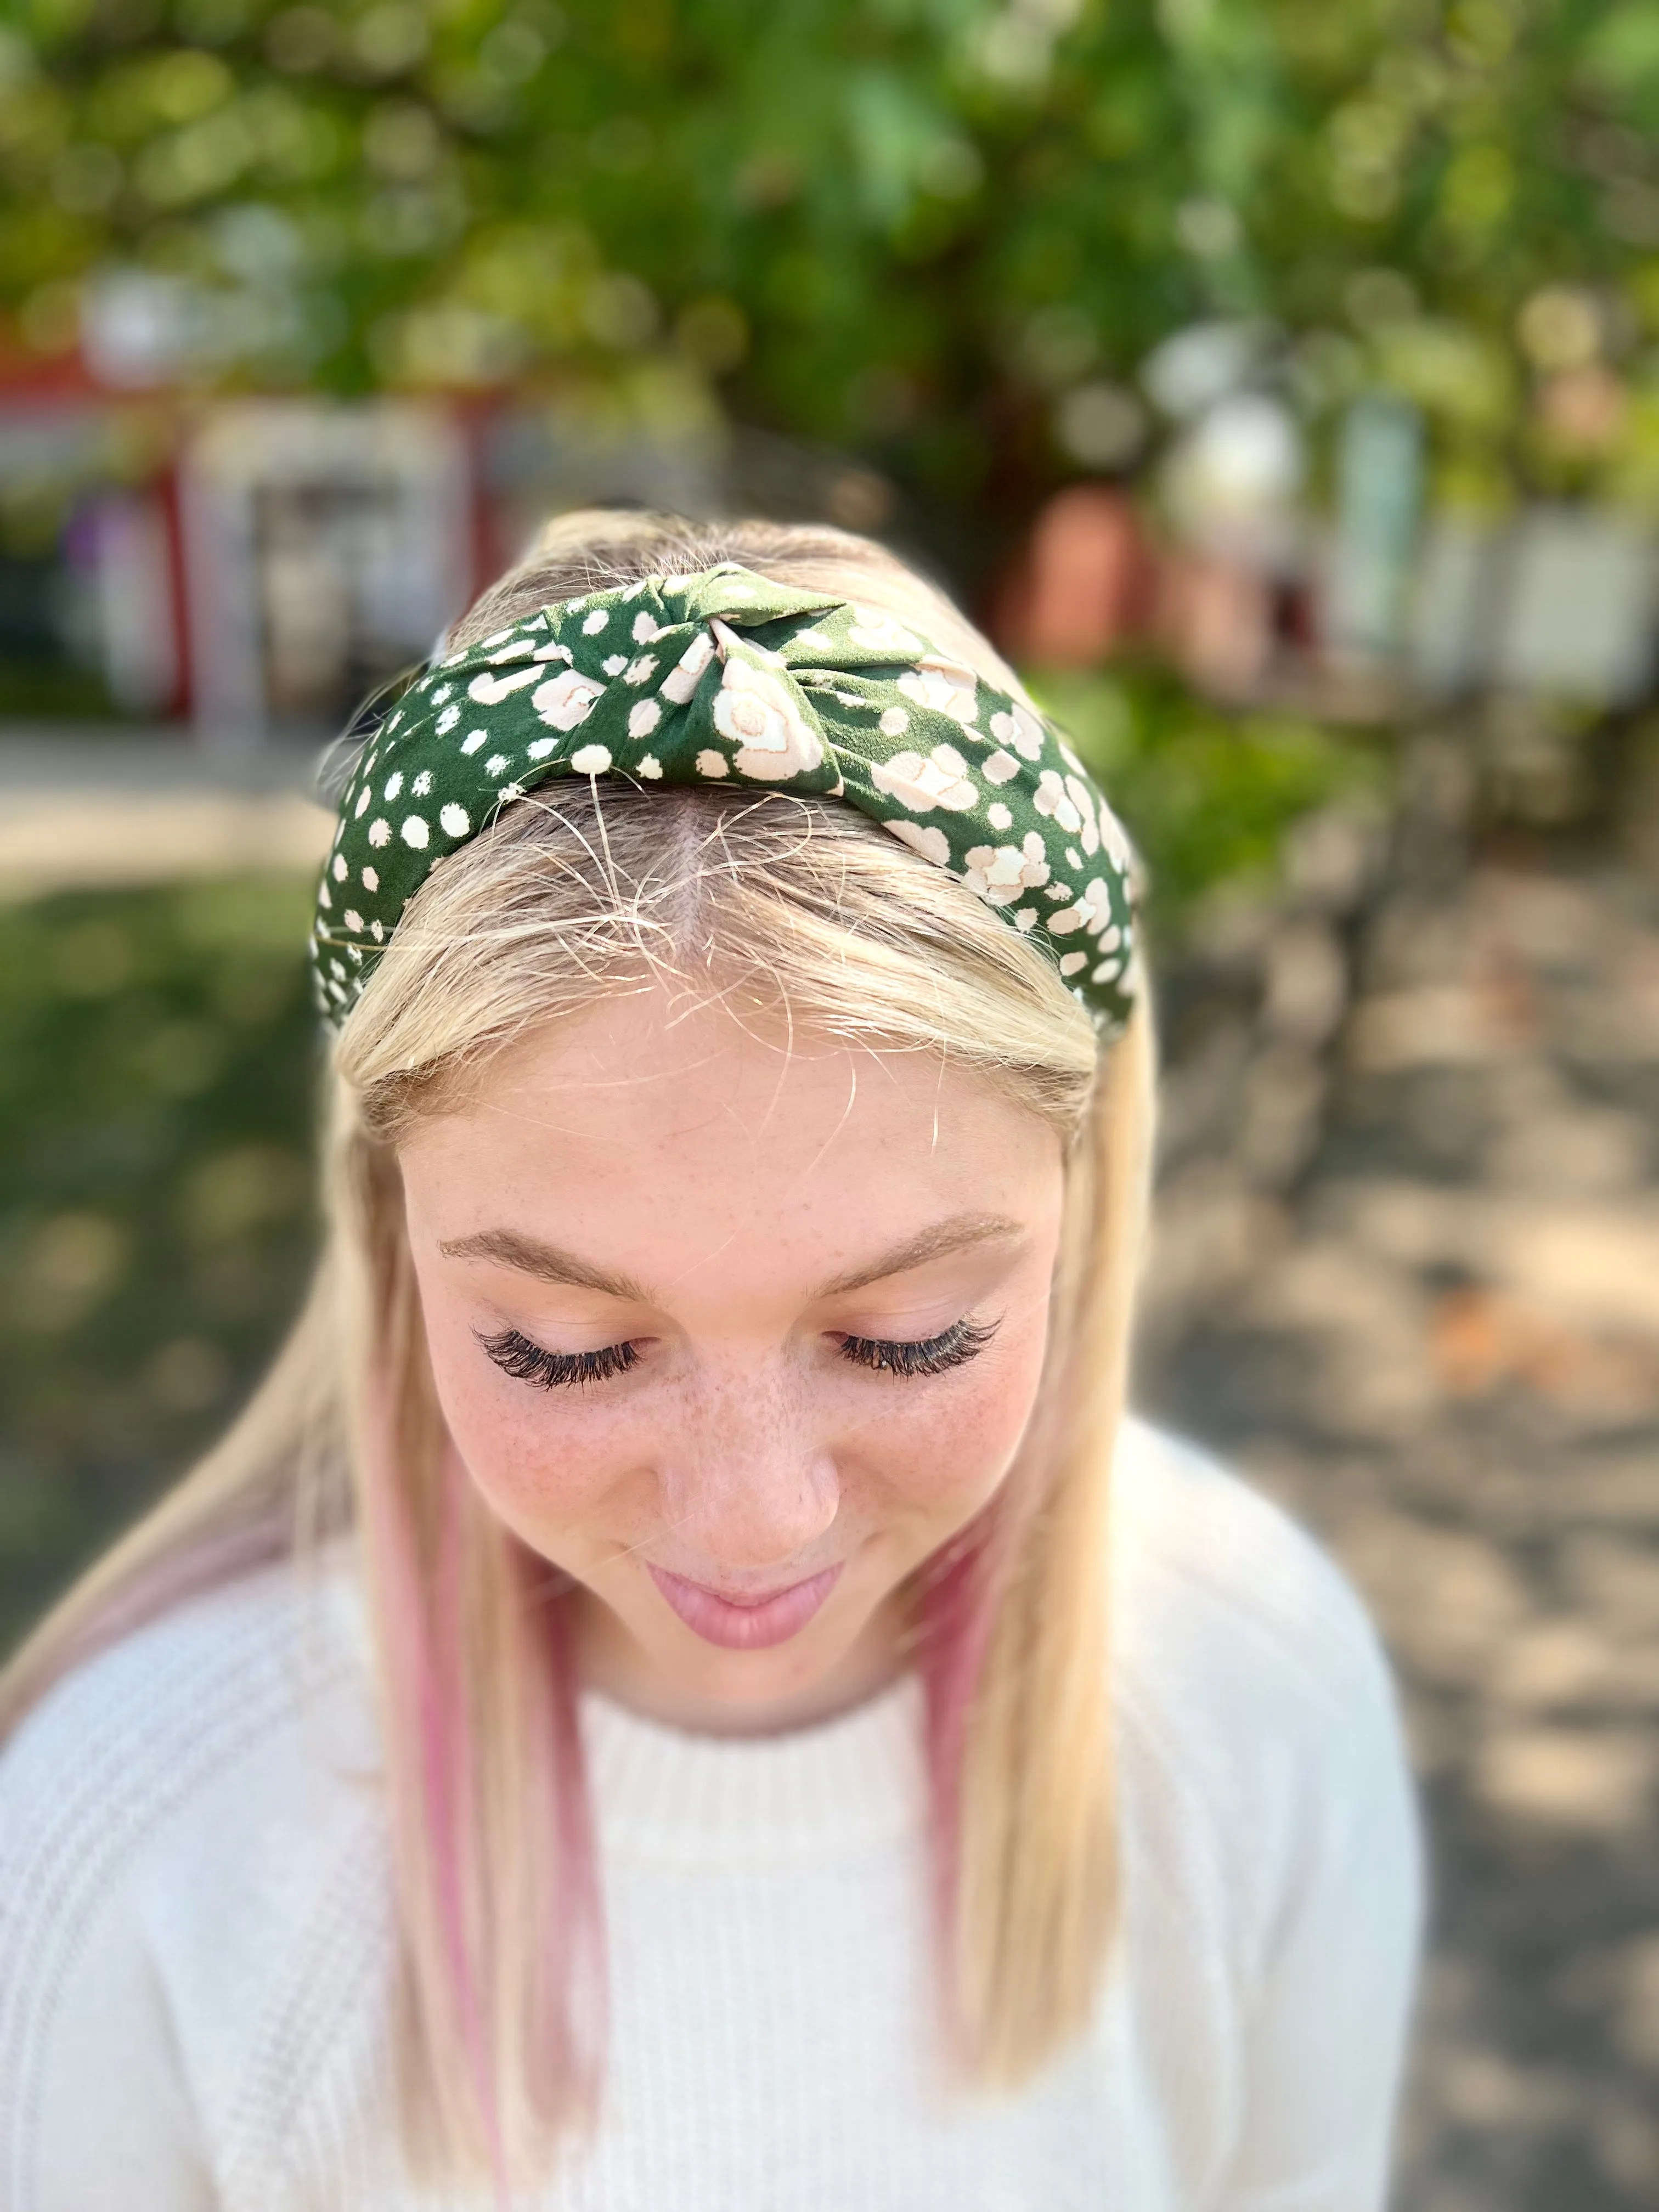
0;509;1156;2197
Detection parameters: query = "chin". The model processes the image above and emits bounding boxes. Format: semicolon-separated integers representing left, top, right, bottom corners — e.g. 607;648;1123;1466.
674;1647;826;1708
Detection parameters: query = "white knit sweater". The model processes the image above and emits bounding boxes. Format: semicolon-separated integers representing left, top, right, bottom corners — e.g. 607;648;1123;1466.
0;1421;1421;2212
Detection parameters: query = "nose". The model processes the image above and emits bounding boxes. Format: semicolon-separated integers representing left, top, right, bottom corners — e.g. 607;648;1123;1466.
658;1366;841;1572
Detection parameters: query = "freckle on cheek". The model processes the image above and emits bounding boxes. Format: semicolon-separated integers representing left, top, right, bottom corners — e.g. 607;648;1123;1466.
440;1383;562;1514
892;1389;1028;1506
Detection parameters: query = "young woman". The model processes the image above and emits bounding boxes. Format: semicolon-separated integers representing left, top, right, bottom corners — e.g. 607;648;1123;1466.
0;512;1421;2212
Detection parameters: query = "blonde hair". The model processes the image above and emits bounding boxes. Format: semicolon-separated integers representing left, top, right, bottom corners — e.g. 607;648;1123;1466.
0;511;1156;2193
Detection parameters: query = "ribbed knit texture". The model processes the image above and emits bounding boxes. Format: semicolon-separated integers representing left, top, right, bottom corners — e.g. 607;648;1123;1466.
0;1422;1423;2212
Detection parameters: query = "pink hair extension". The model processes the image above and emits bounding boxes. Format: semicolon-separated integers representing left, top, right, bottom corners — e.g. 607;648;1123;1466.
912;1502;1006;2040
361;1380;604;2200
359;1387;506;2192
418;1451;504;2185
510;1523;608;2117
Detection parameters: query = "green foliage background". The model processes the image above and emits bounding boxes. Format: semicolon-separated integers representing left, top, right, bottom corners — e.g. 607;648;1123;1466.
0;878;318;1648
1040;666;1385;918
4;0;1659;560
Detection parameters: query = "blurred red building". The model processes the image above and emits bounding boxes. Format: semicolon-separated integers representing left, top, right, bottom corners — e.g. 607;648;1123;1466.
0;319;717;742
3;306;1656;740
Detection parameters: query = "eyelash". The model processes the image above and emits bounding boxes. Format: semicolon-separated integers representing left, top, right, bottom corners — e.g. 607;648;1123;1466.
475;1316;998;1391
834;1316;1000;1377
475;1328;639;1390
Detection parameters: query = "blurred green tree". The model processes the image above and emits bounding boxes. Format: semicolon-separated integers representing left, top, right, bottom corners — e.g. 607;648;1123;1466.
2;0;1656;567
0;877;318;1647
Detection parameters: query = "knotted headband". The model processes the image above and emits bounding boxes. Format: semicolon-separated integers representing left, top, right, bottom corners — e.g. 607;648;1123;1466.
313;562;1138;1034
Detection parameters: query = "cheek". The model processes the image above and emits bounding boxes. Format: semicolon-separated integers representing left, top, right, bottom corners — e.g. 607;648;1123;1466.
856;1320;1048;1517
419;1301;629;1528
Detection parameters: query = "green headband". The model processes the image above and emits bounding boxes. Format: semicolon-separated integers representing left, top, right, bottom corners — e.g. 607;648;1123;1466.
313;562;1138;1034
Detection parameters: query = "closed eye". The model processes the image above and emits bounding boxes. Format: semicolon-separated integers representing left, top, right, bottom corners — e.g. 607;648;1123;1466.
476;1315;1001;1392
835;1316;999;1378
475;1324;639;1390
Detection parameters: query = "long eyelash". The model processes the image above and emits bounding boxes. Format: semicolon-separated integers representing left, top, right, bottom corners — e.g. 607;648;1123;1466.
836;1316;1000;1379
476;1325;639;1390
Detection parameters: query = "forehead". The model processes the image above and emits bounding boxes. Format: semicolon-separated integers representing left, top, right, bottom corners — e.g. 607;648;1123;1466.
399;988;1063;1277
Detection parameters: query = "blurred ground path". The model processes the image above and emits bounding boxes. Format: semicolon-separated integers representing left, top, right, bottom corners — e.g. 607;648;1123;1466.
0;738;330;896
1142;748;1659;2212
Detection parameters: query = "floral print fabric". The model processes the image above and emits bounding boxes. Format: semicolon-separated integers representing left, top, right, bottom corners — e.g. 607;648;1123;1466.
313;562;1138;1032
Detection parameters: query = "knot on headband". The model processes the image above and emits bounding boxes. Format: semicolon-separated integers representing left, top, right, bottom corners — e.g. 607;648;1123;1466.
313;562;1138;1033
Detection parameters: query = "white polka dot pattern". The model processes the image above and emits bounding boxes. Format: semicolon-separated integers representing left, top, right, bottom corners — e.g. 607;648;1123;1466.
312;562;1138;1032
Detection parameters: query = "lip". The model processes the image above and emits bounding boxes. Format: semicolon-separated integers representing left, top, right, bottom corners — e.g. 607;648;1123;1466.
647;1562;844;1651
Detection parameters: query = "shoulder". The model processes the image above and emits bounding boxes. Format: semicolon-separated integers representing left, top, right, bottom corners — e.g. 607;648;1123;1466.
1111;1414;1397;1733
0;1553;389;2190
0;1548;376;1864
1108;1417;1420;1980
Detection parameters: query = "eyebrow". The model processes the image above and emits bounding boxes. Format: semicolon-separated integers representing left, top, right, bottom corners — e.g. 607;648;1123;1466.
437;1211;1024;1306
437;1229;650;1304
816;1212;1025;1299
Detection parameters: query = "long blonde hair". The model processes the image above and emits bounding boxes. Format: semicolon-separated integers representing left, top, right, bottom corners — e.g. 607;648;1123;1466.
0;511;1156;2193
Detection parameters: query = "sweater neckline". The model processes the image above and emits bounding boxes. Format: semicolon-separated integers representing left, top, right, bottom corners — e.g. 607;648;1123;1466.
578;1671;928;1862
326;1551;927;1862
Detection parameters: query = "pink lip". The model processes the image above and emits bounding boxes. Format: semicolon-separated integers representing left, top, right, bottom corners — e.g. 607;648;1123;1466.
647;1562;844;1651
